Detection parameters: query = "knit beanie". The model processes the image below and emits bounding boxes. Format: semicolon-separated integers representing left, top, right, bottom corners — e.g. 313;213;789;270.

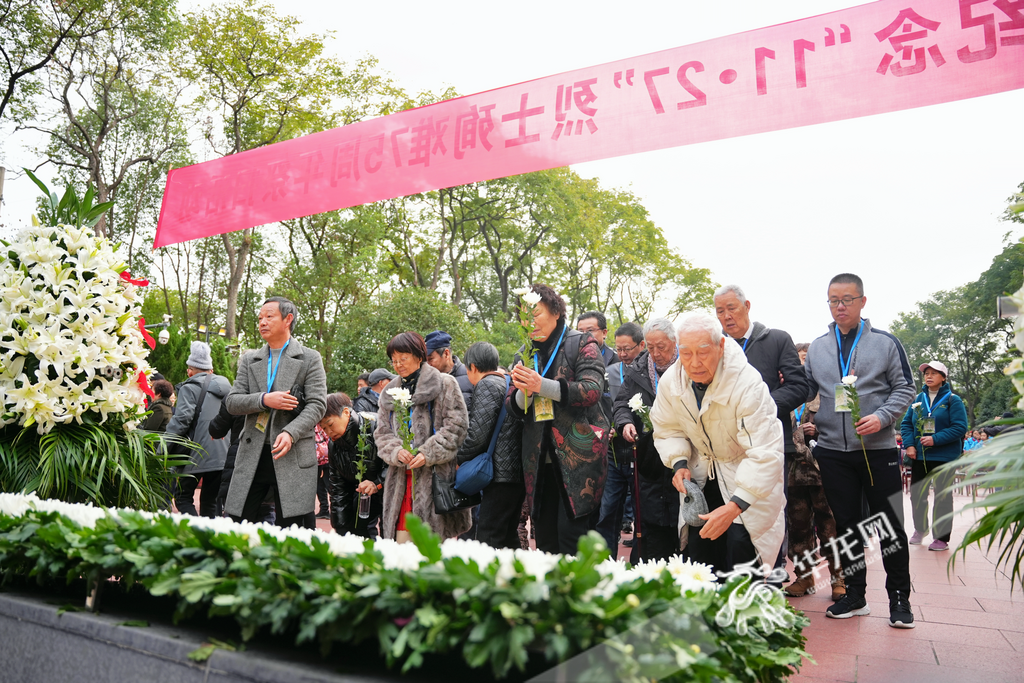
187;341;213;371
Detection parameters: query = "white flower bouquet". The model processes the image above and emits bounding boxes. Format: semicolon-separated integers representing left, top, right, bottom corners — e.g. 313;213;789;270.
0;182;188;511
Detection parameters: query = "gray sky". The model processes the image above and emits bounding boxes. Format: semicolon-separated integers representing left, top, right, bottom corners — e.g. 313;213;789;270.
2;0;1021;343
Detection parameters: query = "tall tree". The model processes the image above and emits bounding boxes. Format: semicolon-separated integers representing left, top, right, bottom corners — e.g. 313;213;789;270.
0;0;110;124
21;0;184;241
177;0;404;339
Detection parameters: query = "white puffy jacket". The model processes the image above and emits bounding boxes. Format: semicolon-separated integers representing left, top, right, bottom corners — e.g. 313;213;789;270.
651;339;785;570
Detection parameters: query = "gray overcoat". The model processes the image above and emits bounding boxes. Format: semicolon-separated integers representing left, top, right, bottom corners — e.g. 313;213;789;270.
375;362;471;540
224;339;327;519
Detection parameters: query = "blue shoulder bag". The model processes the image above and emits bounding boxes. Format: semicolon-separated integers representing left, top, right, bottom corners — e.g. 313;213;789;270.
454;376;510;495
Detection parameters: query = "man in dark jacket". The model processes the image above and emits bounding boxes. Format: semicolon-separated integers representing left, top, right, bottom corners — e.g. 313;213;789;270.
425;330;474;407
167;341;233;517
321;392;384;538
715;284;808;581
714;285;808;452
597;321;645;553
613;317;681;562
352;368;394;415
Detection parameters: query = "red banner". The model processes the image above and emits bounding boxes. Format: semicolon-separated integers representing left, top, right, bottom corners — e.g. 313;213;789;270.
154;0;1024;248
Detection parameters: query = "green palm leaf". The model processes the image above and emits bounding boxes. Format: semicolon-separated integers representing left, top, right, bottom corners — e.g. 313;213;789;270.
946;428;1024;592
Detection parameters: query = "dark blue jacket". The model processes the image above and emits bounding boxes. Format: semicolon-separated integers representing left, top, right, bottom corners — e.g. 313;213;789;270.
900;383;968;464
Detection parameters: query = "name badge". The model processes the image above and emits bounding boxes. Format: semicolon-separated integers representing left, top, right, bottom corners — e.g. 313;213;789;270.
923;418;936;435
834;384;852;413
534;396;555;422
256;411;270;433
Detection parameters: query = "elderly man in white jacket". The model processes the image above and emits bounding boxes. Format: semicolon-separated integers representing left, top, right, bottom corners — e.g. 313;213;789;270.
651;312;785;578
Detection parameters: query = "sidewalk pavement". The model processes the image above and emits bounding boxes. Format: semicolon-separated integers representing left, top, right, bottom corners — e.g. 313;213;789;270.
786;490;1022;683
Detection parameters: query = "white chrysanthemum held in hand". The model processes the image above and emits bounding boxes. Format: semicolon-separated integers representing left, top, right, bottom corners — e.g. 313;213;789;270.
387;387;412;406
841;375;857;386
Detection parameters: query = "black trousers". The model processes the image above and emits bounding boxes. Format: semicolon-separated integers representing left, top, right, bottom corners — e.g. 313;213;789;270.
629;523;680;564
477;482;527;549
175;471;222;518
316;464;330;515
686;477;757;576
533;463;592;555
815;446;911;596
910;459;956;542
234;445;315;529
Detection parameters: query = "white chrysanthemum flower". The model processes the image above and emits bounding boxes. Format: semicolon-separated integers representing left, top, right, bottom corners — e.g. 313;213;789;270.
522;291;542;307
911;402;922;409
628;393;645;412
376;538;427;571
387;387;412;406
841;375;857;386
514;548;561;582
633;559;669;582
511;286;531;297
666;556;717;593
441;537;499;568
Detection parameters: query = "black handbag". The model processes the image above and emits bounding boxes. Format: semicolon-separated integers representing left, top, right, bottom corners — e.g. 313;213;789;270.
432;466;482;514
287;382;306;417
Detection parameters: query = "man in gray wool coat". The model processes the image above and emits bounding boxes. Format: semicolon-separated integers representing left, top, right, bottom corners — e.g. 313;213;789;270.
224;296;327;528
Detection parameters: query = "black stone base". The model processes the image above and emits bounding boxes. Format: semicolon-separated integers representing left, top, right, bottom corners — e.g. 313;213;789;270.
0;583;523;683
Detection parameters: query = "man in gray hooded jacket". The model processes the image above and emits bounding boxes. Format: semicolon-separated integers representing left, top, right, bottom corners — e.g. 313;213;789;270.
805;273;916;629
167;341;232;517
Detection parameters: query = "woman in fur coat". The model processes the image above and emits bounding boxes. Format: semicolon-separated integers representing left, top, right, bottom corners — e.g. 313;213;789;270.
375;331;471;542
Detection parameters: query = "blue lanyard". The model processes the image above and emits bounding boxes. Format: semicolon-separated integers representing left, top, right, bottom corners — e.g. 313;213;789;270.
921;390;947;416
742;336;750;352
619;362;625;386
795;404;805;423
834;320;864;378
534;325;567;378
267;339;290;391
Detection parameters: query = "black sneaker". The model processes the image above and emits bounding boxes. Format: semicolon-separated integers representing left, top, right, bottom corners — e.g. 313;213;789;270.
889;590;915;629
826;593;870;619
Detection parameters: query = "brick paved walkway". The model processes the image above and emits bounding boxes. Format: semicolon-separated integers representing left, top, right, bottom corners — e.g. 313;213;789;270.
786;490;1022;683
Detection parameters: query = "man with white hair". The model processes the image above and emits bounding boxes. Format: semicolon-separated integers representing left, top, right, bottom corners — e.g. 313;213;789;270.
612;317;681;562
651;313;786;576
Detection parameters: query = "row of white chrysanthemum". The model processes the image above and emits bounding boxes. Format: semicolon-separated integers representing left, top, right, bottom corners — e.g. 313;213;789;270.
0;493;718;600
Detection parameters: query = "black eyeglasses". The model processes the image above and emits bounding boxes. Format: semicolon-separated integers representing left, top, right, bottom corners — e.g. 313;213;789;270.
827;296;864;308
614;342;638;354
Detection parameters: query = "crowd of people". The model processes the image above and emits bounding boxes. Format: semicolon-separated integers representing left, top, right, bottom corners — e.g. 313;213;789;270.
146;272;988;633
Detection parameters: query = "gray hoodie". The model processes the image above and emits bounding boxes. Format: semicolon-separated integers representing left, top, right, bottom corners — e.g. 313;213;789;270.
804;318;915;452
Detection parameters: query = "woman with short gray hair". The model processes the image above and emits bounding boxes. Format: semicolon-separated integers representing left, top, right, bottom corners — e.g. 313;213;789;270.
460;342;526;549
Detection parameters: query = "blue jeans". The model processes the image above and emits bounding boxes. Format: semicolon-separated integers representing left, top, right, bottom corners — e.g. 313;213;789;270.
596;458;634;552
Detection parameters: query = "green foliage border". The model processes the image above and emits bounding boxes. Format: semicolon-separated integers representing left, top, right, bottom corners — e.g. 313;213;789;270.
0;508;809;682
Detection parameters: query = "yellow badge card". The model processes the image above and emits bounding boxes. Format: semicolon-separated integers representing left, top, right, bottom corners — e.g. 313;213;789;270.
256;411;270;433
834;384;852;413
534;396;555;422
